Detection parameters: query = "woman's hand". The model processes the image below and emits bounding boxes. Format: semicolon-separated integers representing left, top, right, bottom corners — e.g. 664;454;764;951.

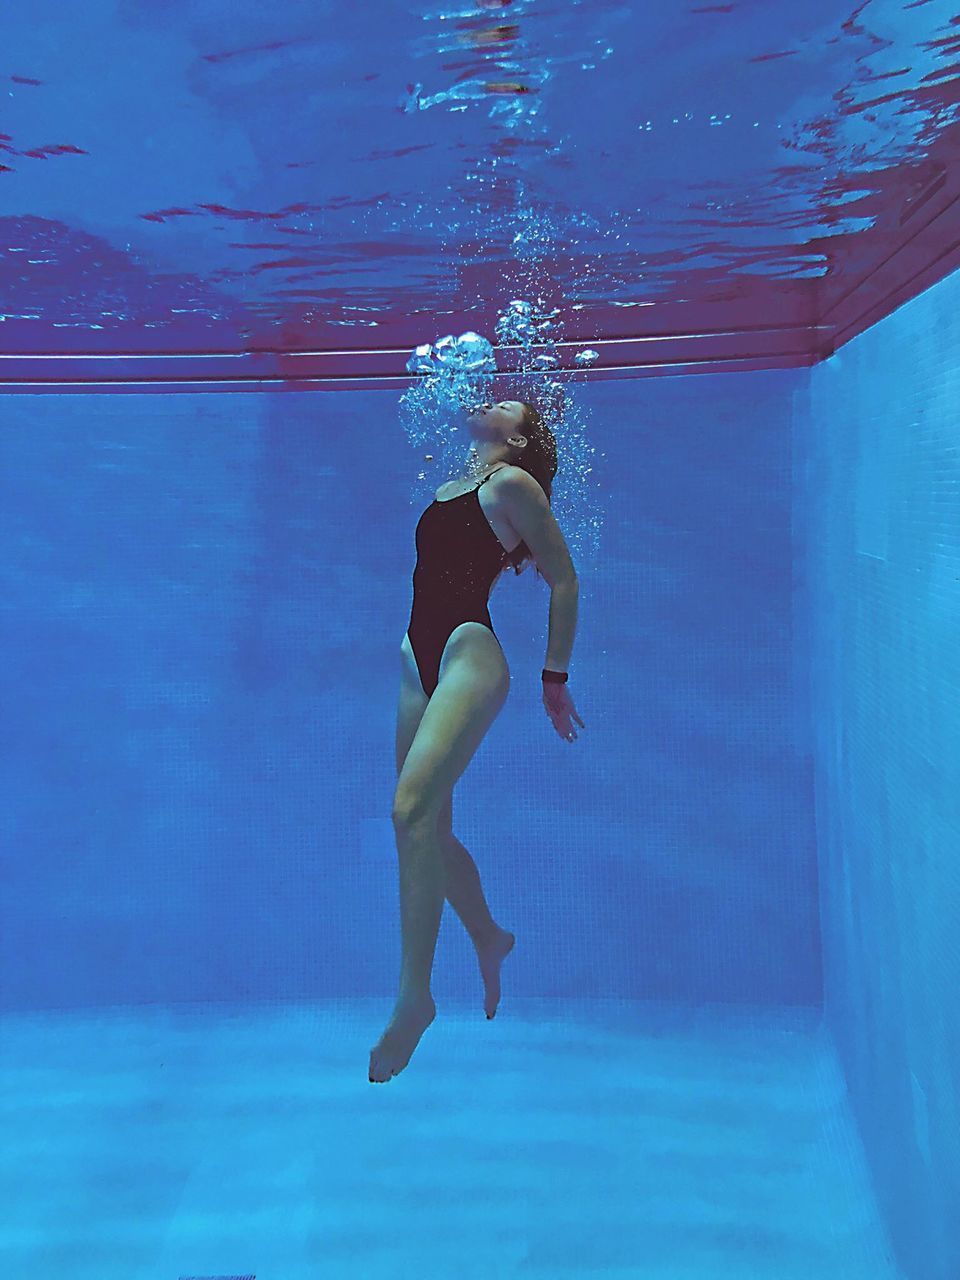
542;681;585;743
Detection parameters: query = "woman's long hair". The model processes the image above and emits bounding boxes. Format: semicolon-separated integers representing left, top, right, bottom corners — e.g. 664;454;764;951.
505;401;559;580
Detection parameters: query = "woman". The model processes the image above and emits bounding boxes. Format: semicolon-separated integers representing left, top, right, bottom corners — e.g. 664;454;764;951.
369;399;585;1083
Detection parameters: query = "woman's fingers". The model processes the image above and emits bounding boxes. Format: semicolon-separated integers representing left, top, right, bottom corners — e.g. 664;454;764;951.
543;692;584;740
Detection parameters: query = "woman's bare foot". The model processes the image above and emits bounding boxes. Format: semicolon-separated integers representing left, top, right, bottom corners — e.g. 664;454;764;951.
476;927;515;1019
368;994;437;1083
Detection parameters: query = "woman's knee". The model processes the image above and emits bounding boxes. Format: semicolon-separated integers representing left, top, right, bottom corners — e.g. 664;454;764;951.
436;792;453;839
391;786;453;832
392;789;435;828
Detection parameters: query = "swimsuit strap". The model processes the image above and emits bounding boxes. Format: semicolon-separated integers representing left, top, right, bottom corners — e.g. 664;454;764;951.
476;462;508;489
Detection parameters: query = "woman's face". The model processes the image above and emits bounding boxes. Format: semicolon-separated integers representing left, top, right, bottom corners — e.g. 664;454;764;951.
467;399;525;442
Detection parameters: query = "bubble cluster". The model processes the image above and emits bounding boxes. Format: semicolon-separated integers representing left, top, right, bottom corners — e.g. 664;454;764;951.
405;330;497;377
399;297;602;570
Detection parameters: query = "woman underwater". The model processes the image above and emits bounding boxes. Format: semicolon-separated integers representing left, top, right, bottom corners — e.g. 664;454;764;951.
369;398;584;1083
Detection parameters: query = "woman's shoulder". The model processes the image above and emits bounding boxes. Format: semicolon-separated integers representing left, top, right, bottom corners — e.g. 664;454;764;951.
480;461;523;491
490;462;525;484
492;463;545;498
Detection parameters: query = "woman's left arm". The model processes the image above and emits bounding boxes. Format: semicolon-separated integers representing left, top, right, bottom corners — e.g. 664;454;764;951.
544;579;579;675
497;468;585;742
543;581;585;742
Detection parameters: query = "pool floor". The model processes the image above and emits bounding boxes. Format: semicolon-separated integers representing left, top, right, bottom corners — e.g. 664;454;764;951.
0;997;901;1279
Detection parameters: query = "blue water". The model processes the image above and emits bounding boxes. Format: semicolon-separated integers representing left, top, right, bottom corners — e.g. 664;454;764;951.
3;2;959;1276
3;0;960;350
8;259;960;1275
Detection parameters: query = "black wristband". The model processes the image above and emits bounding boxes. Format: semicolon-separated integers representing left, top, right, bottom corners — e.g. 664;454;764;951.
542;669;568;683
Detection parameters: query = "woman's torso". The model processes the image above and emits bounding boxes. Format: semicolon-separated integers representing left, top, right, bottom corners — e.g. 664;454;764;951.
432;462;523;559
401;460;529;680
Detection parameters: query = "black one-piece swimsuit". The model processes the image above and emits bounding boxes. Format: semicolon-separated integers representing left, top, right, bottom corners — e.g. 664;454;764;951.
406;463;514;698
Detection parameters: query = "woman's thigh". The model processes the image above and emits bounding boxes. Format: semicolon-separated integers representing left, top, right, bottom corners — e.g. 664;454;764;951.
393;623;509;825
397;633;453;836
396;633;429;774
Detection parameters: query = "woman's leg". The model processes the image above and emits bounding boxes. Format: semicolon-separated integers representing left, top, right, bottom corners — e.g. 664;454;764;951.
371;627;509;1081
439;829;498;944
440;829;515;1019
399;637;504;948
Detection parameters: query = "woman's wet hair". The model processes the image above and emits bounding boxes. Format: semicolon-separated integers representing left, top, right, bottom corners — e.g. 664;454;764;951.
504;401;559;579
